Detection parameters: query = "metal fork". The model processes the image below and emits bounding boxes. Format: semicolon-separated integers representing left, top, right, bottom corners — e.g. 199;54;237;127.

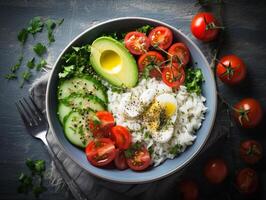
15;96;88;200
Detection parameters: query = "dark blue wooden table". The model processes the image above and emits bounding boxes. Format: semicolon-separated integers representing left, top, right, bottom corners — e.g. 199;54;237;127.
0;0;265;199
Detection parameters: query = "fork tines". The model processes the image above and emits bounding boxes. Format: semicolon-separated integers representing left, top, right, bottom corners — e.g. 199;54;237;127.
15;96;44;127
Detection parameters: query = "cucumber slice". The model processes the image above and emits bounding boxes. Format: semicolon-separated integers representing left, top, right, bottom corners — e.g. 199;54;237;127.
57;76;107;103
64;94;106;112
64;111;93;148
58;102;72;124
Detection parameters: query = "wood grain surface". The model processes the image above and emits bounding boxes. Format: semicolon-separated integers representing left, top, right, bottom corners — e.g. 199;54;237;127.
0;0;265;199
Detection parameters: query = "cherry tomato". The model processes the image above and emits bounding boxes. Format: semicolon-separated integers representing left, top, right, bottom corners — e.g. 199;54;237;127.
114;150;128;170
233;98;263;128
204;158;228;184
126;146;151;171
240;140;263;164
111;125;132;150
85;138;116;167
162;63;185;89
138;51;165;79
178;179;199;200
168;43;190;66
89;111;115;138
124;31;150;55
216;55;247;85
148;26;173;50
236;168;258;194
191;12;220;42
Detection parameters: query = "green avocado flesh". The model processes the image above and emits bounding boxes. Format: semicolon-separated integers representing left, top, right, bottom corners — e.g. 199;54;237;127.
90;37;138;88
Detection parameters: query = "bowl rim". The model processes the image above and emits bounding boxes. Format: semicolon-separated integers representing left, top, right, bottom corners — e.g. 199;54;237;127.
46;16;217;184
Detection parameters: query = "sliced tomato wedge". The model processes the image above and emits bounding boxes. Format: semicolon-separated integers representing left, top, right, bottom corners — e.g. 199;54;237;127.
85;138;116;167
114;150;128;170
111;125;132;150
89;111;115;138
138;51;165;79
168;43;190;66
124;31;150;55
126;146;151;171
162;63;185;89
148;26;173;50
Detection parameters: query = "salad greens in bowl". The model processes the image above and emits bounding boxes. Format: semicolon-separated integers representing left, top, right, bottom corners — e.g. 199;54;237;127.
46;17;217;183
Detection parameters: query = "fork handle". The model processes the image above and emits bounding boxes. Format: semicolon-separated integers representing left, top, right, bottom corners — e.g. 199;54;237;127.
40;132;89;200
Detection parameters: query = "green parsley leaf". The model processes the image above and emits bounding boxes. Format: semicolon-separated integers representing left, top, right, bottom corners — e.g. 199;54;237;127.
136;25;153;34
4;73;17;80
32;185;47;198
184;67;204;95
27;16;44;36
20;70;32;88
17;28;28;45
17;173;33;194
33;43;47;56
58;65;75;78
45;19;56;44
27;58;35;69
124;142;142;158
169;144;181;155
10;55;23;73
36;59;47;71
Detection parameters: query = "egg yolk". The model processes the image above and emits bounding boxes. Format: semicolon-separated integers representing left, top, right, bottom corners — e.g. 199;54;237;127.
100;50;121;73
162;102;177;117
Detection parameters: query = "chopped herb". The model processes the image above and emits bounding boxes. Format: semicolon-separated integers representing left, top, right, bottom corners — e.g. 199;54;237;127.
185;67;204;95
36;59;47;71
27;58;35;69
33;43;47;56
4;73;17;80
27;16;44;36
169;144;181;155
124;142;142;158
58;65;75;78
10;55;23;73
20;70;32;88
45;19;56;44
18;159;47;198
136;25;153;34
17;28;28;45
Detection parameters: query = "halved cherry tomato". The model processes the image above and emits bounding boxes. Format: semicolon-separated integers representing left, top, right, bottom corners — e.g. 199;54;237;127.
124;31;150;55
85;138;116;167
236;168;258;194
204;158;228;184
168;43;190;66
148;26;173;50
89;111;115;138
191;12;220;42
126;146;151;171
138;51;165;79
111;125;132;150
114;150;128;170
233;98;263;128
240;140;263;164
216;55;247;85
178;179;199;200
162;63;185;89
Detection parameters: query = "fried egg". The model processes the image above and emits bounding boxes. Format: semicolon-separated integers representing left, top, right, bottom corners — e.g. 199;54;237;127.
144;93;178;143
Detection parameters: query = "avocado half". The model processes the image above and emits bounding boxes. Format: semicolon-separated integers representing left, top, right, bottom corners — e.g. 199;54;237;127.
90;37;138;88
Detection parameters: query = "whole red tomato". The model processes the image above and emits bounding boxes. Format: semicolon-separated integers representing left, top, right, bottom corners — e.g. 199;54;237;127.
191;12;220;42
236;168;258;194
178;179;199;200
233;98;263;128
240;140;263;164
204;158;228;184
216;55;247;85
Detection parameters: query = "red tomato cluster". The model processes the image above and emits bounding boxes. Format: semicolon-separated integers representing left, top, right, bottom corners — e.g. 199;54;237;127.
177;12;264;199
124;26;190;90
85;111;151;171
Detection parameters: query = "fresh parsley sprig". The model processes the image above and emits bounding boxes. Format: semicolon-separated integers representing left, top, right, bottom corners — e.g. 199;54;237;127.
184;67;204;95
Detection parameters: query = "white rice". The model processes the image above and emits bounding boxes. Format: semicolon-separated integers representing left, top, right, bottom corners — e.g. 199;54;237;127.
107;78;207;166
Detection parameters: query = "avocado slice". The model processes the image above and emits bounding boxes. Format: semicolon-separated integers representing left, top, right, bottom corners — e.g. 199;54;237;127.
90;37;138;88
